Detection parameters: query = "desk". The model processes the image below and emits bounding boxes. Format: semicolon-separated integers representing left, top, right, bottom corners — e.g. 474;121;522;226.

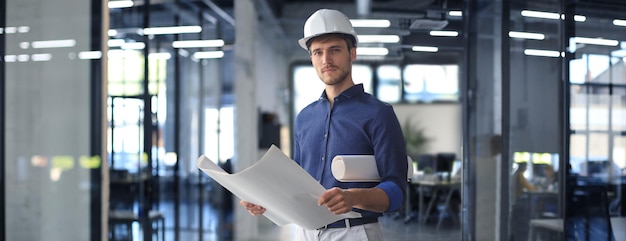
412;179;461;228
528;217;625;241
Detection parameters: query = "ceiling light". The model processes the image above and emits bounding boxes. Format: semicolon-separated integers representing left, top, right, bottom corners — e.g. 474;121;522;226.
574;15;586;22
524;49;561;57
448;11;462;17
412;46;438;52
350;19;391;28
573;37;618;46
108;39;125;47
18;54;29;62
521;10;560;20
18;26;30;33
509;31;545;40
4;27;16;34
357;35;400;43
143;26;202;35
614;19;626;26
522;10;587;22
4;55;17;62
149;52;172;60
108;49;140;59
193;51;224;59
357;47;388;56
78;51;103;59
31;39;76;48
108;0;133;8
121;42;145;50
430;31;458;37
31;53;52;62
108;29;118;36
172;39;224;48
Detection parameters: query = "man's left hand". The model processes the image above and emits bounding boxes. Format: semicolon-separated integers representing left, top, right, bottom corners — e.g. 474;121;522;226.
318;187;353;215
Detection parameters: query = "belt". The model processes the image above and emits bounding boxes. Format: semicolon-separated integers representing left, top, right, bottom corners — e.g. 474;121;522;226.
317;217;379;230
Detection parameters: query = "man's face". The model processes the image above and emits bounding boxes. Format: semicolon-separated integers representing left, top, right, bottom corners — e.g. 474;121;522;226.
308;37;356;86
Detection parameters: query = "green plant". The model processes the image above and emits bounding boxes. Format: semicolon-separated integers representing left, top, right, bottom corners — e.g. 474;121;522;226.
402;117;432;159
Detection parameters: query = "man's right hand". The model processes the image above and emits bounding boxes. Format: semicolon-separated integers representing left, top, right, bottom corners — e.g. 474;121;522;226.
239;200;266;216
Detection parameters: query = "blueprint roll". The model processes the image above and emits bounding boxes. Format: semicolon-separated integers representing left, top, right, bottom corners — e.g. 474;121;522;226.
331;155;414;182
331;155;381;182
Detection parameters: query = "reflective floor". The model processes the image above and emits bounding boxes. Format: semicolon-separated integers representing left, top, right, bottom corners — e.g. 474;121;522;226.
172;209;462;241
110;183;462;241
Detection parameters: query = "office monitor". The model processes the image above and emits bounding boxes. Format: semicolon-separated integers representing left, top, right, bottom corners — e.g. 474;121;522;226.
416;154;435;172
435;153;456;174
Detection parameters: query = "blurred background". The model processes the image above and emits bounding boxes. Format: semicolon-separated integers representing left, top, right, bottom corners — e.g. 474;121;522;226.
1;0;625;240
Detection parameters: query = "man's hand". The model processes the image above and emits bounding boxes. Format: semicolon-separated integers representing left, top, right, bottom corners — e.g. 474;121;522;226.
318;187;354;215
239;200;266;216
319;187;390;213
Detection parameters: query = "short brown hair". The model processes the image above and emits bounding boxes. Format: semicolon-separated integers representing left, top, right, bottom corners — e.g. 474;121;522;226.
306;33;356;50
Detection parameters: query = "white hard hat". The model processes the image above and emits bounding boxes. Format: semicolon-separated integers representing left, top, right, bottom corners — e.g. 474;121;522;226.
298;9;358;50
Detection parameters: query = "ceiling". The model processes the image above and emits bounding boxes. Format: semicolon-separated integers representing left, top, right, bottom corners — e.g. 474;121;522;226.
258;0;466;62
109;0;466;63
105;0;625;99
109;0;626;63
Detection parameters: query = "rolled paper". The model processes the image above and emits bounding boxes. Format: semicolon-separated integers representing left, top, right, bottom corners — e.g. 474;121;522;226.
331;155;414;182
332;155;381;182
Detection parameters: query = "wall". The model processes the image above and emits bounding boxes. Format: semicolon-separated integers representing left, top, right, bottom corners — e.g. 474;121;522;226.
393;103;462;157
233;0;293;239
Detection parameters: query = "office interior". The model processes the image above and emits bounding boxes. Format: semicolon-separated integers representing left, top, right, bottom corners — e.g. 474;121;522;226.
1;0;625;240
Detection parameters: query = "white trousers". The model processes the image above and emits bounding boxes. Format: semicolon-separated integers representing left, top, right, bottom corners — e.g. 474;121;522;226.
297;222;384;241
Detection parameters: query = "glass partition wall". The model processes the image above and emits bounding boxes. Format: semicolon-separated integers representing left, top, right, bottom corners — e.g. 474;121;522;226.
503;1;626;240
507;2;564;241
2;0;106;240
565;2;626;240
467;0;625;240
107;1;233;241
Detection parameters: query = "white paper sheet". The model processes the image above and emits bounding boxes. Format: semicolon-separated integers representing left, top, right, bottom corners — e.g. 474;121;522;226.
331;155;414;182
196;145;360;230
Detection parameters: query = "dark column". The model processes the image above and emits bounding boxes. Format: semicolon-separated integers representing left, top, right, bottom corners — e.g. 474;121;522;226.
89;0;105;241
0;0;6;238
142;1;154;241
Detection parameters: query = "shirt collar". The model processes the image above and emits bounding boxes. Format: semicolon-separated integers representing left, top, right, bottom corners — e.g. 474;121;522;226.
319;83;365;101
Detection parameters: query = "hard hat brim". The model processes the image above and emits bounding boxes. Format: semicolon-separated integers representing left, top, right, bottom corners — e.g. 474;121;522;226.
298;31;357;50
298;33;322;50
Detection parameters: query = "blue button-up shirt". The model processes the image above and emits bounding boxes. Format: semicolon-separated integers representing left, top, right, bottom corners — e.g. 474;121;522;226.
294;84;408;218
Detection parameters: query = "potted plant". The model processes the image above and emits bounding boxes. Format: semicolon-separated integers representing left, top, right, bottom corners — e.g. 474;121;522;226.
402;117;432;172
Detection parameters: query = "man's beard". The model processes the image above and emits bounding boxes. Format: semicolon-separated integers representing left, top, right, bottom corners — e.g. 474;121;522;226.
321;67;350;86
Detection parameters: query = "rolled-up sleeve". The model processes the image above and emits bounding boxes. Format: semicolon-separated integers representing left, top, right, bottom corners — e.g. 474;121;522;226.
371;105;408;212
376;180;404;212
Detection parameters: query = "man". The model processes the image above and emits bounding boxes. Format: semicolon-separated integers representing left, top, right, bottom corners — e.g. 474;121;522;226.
241;9;407;241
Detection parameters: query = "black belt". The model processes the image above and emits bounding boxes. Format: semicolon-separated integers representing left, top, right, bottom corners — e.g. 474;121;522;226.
318;217;379;230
